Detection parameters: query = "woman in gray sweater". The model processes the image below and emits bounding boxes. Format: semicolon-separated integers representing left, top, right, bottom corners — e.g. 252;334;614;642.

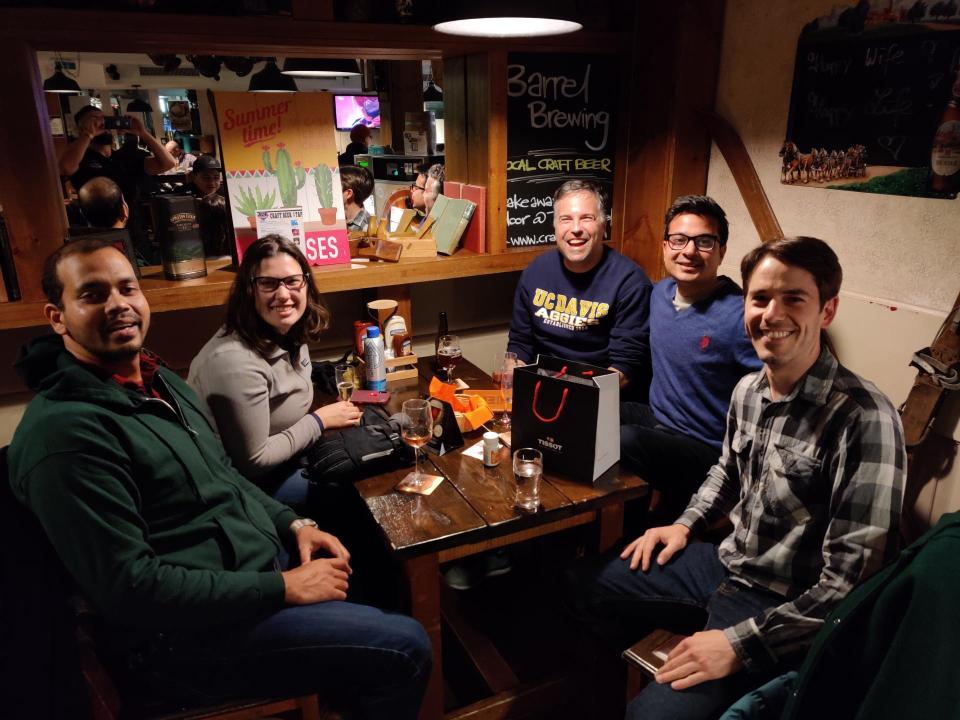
189;235;361;504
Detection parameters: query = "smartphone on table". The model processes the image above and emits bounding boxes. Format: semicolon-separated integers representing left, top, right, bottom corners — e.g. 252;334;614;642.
351;390;391;405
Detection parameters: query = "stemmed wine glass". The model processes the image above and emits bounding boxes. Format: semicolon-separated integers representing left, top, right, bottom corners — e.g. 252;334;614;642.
437;334;462;382
493;351;518;430
398;399;431;491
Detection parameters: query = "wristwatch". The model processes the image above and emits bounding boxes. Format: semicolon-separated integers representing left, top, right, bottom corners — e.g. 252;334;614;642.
290;517;319;533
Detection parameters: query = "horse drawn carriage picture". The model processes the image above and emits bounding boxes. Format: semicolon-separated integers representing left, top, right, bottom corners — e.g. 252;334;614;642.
779;142;867;185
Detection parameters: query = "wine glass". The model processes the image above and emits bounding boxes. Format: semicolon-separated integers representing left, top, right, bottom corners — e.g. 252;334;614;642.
493;351;518;430
400;399;431;489
335;363;354;401
437;334;462;382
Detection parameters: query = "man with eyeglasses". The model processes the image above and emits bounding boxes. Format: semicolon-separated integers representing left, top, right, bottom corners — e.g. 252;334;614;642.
7;238;431;719
620;195;761;523
409;163;429;212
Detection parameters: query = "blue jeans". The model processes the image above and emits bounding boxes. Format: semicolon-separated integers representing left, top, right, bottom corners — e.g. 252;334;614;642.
132;556;430;719
565;543;783;720
620;402;720;523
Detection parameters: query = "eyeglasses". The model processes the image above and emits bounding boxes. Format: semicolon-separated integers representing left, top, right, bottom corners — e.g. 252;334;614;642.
665;233;720;251
252;274;307;292
409;183;425;192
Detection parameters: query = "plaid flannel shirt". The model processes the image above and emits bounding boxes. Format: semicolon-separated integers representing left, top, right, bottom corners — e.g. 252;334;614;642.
676;348;906;673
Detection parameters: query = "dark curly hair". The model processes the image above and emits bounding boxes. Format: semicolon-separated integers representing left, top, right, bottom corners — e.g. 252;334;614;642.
223;234;330;353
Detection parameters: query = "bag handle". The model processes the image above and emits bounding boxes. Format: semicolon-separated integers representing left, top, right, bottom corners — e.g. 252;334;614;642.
532;380;569;423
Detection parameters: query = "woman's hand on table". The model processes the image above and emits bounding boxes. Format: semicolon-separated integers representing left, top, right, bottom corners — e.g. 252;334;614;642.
314;401;363;430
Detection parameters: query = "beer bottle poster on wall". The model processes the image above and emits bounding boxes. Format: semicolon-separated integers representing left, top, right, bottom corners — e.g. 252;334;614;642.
213;92;351;265
783;1;960;199
506;53;618;247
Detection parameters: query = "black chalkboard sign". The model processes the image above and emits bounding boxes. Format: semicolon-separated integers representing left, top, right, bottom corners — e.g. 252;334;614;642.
788;26;960;168
506;53;618;248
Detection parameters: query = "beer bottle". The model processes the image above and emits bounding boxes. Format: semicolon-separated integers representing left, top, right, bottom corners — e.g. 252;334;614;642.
930;66;960;196
435;311;448;356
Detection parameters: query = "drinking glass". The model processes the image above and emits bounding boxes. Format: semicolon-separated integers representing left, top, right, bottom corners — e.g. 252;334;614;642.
437;334;462;382
493;351;518;430
335;363;354;401
400;399;432;488
513;448;543;513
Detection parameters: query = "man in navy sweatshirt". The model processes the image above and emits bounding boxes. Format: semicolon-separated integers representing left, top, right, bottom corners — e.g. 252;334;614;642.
621;195;761;521
507;179;652;395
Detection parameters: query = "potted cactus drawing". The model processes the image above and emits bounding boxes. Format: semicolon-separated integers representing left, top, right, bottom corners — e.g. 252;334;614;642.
313;164;337;225
233;186;277;229
263;143;306;207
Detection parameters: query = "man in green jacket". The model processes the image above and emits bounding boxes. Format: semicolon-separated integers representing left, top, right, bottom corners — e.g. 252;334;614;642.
7;238;430;719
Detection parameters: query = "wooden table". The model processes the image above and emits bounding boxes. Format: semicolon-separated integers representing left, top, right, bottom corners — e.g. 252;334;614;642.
355;358;648;720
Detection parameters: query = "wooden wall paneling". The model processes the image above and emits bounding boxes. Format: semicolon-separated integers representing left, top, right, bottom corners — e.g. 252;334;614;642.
619;0;725;281
384;60;425;152
291;0;333;21
442;56;467;183
610;48;633;254
0;41;68;303
466;51;507;255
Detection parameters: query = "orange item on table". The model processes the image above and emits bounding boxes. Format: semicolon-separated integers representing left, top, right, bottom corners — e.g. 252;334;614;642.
428;377;494;432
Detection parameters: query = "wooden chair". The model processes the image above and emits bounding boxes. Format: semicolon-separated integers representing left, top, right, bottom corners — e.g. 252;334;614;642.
0;445;330;720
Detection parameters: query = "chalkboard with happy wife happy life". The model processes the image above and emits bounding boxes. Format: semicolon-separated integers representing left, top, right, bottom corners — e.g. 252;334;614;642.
506;53;618;248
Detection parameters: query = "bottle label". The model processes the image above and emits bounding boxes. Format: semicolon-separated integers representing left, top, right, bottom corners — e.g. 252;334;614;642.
931;120;960;177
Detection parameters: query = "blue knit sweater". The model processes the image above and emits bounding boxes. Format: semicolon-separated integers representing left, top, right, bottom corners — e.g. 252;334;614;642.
649;277;761;449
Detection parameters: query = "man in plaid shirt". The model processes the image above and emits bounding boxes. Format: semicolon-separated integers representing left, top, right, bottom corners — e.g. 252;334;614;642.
569;236;906;720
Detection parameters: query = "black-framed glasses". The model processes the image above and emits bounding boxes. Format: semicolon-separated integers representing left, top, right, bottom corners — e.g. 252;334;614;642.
665;233;720;251
409;183;425;192
252;274;307;292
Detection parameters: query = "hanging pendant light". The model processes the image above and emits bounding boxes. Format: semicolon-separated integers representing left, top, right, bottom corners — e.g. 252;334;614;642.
249;60;298;93
126;85;153;113
423;81;443;102
43;62;81;94
280;59;361;77
433;0;582;37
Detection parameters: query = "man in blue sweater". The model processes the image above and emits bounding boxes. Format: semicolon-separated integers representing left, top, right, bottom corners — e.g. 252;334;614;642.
507;179;651;395
621;195;761;521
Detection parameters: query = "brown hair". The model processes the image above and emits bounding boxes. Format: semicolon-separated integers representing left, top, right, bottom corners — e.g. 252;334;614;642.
740;236;842;307
223;234;330;353
349;124;372;143
340;164;374;204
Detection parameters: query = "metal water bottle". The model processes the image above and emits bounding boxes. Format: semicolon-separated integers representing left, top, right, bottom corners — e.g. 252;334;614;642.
363;326;387;391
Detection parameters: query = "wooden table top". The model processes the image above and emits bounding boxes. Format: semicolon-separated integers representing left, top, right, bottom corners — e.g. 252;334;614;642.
355;356;647;559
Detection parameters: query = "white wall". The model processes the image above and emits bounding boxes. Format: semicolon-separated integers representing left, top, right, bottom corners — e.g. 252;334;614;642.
710;0;960;524
711;0;959;315
709;0;958;400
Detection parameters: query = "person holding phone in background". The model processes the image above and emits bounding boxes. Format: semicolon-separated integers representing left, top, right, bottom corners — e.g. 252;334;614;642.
188;235;362;507
58;104;176;263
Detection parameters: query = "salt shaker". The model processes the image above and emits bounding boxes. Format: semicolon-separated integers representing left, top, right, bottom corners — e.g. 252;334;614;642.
482;431;500;467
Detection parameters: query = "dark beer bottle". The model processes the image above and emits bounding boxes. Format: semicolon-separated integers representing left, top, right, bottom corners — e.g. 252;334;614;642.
435;311;448;356
930;67;960;196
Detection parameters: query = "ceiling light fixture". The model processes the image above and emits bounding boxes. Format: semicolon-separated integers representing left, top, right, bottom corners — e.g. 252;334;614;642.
281;58;360;77
423;81;443;102
432;0;582;38
43;61;81;94
249;60;298;92
126;85;153;113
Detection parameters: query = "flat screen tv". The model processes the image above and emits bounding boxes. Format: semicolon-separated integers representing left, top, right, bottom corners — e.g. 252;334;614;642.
334;95;381;131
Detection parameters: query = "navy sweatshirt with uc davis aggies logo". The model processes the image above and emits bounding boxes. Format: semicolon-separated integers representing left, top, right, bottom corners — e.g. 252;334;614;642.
507;246;652;385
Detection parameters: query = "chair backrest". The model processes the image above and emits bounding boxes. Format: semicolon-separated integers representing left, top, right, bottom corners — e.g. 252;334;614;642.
0;446;91;719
